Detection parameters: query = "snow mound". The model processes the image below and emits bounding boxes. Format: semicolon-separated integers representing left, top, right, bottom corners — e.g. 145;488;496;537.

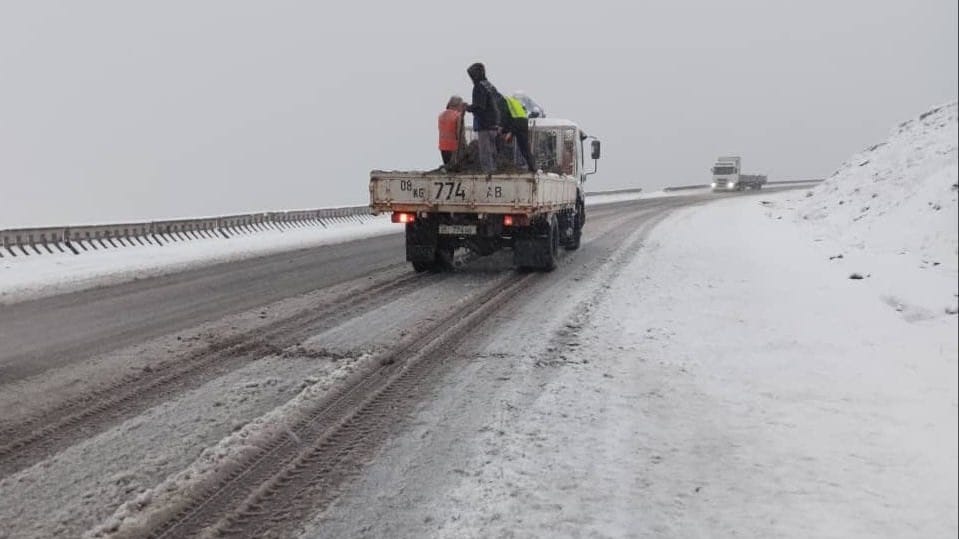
798;101;958;269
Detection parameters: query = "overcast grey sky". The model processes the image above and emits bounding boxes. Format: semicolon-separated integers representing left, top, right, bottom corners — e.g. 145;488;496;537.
1;0;956;227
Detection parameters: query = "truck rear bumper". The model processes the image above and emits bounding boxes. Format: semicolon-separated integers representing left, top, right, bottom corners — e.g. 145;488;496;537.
369;171;578;217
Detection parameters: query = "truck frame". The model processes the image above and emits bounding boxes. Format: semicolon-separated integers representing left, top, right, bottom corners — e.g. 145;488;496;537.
370;118;600;272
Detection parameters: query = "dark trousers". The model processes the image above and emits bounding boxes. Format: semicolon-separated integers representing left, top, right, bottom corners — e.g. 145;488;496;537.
477;130;497;173
441;150;453;165
512;126;535;172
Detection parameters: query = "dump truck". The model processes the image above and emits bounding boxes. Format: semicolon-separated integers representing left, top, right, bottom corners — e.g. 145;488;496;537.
711;156;767;191
370;118;600;272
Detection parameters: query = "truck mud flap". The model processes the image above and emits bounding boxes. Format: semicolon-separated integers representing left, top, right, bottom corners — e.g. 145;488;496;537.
406;220;437;264
512;217;557;271
513;237;548;268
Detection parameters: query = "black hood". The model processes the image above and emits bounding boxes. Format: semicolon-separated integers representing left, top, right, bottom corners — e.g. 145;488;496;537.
467;62;486;82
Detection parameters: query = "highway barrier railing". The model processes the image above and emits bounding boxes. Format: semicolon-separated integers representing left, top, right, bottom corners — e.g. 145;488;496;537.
0;206;374;258
661;184;708;192
584;188;644;196
662;179;823;192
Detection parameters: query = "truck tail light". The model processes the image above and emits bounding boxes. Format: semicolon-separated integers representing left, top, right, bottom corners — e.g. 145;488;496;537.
503;214;529;227
392;212;415;224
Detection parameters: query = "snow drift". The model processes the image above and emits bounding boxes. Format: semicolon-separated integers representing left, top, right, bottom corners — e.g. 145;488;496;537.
796;101;958;315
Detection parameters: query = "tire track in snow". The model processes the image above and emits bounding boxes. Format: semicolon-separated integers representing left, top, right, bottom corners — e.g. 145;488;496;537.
121;198;705;539
124;271;540;539
0;270;434;478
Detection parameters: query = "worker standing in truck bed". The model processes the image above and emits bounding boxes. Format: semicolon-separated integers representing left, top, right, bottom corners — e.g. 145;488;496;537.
465;62;502;174
438;95;466;170
504;94;536;173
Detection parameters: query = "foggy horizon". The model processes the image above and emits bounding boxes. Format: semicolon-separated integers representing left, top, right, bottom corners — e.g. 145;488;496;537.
1;0;956;228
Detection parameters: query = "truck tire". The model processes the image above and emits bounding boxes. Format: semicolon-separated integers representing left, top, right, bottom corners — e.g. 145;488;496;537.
412;260;433;272
564;204;583;251
406;220;441;272
411;249;453;272
541;215;558;271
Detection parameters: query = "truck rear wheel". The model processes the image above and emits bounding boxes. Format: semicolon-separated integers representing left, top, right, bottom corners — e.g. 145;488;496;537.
411;250;452;272
406;219;444;272
412;260;433;272
564;204;583;251
543;216;558;270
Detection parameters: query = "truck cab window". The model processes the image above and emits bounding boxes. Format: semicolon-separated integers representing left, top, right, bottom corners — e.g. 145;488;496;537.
532;130;559;174
531;127;578;175
562;129;576;176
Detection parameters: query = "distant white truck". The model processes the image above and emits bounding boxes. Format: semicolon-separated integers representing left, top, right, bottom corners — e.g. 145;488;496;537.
711;156;767;191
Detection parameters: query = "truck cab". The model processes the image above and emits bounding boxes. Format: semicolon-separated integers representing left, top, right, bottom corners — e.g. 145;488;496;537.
711;156;742;191
463;118;593;181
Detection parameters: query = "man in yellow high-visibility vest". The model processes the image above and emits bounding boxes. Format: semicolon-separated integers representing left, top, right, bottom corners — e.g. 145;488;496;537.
503;94;537;173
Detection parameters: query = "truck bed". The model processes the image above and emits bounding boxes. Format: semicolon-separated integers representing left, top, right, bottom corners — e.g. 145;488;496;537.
369;170;579;215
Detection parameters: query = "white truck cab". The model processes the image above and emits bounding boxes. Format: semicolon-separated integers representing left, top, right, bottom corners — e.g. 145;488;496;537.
711;155;766;191
711;156;742;191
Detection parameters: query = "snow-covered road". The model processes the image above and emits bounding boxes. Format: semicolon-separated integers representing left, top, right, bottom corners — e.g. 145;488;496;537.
0;100;954;538
0;193;725;538
304;191;955;538
0;184;953;538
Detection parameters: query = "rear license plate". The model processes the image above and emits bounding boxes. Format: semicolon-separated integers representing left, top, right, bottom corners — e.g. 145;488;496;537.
438;224;477;235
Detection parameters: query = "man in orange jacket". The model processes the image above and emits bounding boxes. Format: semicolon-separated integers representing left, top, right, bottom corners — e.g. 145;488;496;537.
438;95;466;168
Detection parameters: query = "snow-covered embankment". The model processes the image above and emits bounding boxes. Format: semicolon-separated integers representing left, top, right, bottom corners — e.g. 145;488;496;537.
796;101;958;317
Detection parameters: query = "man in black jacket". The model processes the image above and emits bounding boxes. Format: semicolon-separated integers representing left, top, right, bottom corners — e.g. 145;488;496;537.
465;62;507;174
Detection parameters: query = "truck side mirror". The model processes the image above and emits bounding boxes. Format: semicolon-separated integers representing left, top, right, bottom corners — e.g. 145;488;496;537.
591;140;601;160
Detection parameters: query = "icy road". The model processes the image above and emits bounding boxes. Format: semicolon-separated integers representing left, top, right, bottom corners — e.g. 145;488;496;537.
0;186;955;538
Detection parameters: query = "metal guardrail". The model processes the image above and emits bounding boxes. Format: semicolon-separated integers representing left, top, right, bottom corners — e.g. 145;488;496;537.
662;179;824;192
584;188;644;196
661;184;709;192
769;179;825;184
0;206;373;258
